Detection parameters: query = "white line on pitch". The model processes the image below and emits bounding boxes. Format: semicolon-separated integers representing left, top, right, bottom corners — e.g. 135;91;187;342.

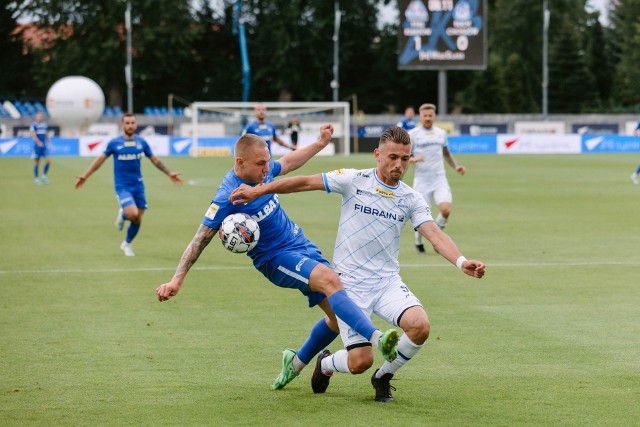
0;260;638;275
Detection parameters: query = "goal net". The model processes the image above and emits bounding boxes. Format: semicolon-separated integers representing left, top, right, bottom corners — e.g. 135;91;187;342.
187;102;351;157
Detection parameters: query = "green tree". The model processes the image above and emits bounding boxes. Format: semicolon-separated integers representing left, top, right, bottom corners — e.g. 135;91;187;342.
0;6;34;99
465;53;507;113
548;16;595;113
502;53;537;113
12;0;198;111
610;0;640;107
584;15;614;110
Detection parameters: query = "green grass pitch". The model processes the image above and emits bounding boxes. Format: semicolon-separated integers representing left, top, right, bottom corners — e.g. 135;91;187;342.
1;153;640;425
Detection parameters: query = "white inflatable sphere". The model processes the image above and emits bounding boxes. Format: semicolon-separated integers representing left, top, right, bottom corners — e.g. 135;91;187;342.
46;76;105;130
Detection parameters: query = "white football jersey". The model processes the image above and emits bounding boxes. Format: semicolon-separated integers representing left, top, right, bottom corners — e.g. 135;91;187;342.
408;125;448;183
323;168;433;284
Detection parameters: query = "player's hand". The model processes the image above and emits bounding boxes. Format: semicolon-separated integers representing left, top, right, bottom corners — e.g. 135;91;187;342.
229;183;258;204
456;165;466;175
169;172;183;185
74;176;86;189
461;260;485;279
318;123;334;145
156;281;181;301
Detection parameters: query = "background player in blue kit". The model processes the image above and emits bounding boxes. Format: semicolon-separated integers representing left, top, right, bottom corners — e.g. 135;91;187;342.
31;112;51;185
242;102;296;153
396;106;417;131
75;113;183;256
155;124;399;389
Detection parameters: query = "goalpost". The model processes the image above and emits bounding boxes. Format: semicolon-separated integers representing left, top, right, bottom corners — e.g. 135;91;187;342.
188;102;351;157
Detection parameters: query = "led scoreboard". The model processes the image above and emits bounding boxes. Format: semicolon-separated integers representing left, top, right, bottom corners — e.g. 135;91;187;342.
398;0;487;70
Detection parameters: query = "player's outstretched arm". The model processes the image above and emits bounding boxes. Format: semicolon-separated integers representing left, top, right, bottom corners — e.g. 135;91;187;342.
149;155;184;185
417;221;485;279
229;174;324;204
274;135;296;151
277;123;333;175
443;147;465;175
75;154;108;189
156;224;216;301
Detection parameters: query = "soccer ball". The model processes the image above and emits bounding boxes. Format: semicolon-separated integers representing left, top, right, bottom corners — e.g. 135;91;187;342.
219;213;260;253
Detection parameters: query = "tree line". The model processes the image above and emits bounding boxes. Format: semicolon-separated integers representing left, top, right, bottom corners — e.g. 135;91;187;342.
3;0;640;115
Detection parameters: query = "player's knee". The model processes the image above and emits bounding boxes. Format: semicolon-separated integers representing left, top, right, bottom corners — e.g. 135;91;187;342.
348;353;374;374
311;268;342;295
406;317;430;345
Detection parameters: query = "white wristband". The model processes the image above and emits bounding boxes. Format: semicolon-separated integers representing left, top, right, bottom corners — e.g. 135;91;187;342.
456;256;467;270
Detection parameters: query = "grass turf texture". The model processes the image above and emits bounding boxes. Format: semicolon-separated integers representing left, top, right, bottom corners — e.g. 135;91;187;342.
1;154;639;426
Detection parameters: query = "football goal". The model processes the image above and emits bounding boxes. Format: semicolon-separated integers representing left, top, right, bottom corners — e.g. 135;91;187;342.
188;102;351;156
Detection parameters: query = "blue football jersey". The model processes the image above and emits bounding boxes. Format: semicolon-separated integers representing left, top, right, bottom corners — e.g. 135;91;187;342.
103;135;153;188
30;121;48;144
202;159;308;266
242;121;278;152
398;117;417;131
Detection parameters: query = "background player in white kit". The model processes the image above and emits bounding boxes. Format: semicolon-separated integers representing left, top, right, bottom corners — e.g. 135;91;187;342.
230;127;485;402
408;103;466;253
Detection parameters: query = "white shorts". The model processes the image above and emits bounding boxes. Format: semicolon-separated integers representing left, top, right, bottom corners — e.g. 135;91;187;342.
337;275;423;348
413;178;452;206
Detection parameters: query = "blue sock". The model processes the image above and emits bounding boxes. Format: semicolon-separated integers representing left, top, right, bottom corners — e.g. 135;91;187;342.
34;165;39;178
635;165;640;174
126;222;141;243
327;290;376;341
296;318;339;365
44;163;49;175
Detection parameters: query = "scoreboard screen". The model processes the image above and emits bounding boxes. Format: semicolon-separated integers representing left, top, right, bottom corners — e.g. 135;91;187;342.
398;0;487;70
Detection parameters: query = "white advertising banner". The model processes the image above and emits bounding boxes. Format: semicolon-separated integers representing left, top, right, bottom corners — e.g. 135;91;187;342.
79;135;111;157
86;123;119;136
497;134;581;154
179;123;225;137
514;121;566;134
624;121;639;136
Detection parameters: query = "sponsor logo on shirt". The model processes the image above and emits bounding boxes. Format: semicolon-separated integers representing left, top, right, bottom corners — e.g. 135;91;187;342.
354;203;405;222
117;153;143;160
254;194;280;222
205;203;219;219
330;169;346;175
374;187;395;198
295;257;309;272
124;141;137;147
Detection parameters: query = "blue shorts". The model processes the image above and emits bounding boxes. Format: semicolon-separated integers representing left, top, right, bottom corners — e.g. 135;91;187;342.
32;145;48;160
115;185;148;209
256;243;329;307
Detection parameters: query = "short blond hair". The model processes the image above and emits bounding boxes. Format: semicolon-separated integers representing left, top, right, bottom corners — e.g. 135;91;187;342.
419;103;436;113
235;134;267;157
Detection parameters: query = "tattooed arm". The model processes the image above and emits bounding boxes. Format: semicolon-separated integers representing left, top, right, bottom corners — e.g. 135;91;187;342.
156;224;216;301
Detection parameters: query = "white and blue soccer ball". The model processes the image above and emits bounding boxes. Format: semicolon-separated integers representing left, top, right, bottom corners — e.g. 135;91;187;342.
219;213;260;253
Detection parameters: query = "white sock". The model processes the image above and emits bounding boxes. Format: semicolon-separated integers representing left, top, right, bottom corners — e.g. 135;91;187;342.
370;330;381;349
436;214;447;229
292;355;306;373
321;349;350;374
415;231;422;245
376;334;424;377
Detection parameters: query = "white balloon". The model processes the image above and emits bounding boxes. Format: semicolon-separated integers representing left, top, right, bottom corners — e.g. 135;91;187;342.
46;76;105;133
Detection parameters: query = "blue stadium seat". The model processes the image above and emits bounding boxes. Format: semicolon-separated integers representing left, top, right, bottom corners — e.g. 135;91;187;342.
113;106;123;116
144;106;153;116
